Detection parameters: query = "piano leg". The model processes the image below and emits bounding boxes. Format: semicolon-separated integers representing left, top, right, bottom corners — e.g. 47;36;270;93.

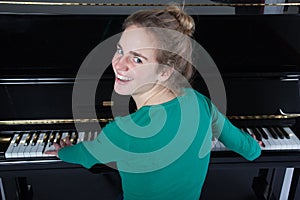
279;168;294;200
288;168;300;200
252;168;276;200
0;177;6;200
252;168;290;200
252;168;299;200
15;177;33;200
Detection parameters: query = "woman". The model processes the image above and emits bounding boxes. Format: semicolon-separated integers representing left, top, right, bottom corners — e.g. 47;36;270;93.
47;5;261;200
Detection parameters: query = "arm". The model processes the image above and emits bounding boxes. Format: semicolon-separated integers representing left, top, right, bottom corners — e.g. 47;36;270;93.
211;103;261;161
58;142;99;168
46;121;125;168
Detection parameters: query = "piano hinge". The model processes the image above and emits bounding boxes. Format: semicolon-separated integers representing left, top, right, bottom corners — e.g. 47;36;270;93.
0;1;300;7
0;118;114;125
228;109;300;120
279;109;300;118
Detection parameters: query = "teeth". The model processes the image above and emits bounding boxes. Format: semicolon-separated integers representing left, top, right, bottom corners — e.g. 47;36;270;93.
117;74;133;81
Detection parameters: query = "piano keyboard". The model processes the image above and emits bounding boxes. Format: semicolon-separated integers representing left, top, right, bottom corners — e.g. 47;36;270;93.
1;130;98;159
1;126;299;160
212;126;300;151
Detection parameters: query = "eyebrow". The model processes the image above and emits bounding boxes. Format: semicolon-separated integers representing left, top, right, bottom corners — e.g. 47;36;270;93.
117;43;148;61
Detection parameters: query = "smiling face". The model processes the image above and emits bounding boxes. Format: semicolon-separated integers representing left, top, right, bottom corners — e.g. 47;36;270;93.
112;26;161;97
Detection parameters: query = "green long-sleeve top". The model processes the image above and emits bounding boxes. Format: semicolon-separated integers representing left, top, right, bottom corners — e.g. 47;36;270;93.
59;88;261;200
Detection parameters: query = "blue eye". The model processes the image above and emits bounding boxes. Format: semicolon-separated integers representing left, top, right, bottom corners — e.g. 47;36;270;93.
133;57;143;64
116;48;123;55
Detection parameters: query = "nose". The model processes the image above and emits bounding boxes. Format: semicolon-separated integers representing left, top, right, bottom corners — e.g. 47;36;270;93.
113;54;129;71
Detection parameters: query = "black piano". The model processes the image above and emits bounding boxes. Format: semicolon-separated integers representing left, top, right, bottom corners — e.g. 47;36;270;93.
0;6;300;200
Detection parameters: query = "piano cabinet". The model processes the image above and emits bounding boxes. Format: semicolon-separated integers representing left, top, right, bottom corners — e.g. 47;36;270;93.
0;162;122;200
0;162;299;200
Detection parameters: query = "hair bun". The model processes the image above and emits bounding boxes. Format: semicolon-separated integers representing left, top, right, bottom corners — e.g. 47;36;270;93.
164;5;195;36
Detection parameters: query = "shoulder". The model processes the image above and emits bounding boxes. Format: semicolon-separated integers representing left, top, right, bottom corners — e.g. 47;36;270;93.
183;88;212;107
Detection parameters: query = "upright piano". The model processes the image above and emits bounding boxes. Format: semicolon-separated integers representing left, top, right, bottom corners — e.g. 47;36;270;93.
0;5;300;200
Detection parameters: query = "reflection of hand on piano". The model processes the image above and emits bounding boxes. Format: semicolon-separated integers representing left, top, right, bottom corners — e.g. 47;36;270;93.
44;137;72;157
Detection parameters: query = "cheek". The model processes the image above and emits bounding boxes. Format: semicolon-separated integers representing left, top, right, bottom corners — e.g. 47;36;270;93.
133;69;158;84
112;56;118;67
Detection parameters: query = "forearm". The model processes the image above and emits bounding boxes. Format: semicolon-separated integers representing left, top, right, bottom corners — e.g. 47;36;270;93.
58;142;99;168
219;119;261;161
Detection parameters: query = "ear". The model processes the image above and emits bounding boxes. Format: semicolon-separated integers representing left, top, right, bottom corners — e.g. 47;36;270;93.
158;66;174;82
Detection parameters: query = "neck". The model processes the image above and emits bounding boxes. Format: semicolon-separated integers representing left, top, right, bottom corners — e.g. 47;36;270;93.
133;86;176;110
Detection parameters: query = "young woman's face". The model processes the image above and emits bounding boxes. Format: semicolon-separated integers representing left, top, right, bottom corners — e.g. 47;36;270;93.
112;25;161;96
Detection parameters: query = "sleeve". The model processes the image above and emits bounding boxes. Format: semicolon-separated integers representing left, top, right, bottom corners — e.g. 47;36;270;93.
210;103;261;161
58;121;127;168
58;142;99;169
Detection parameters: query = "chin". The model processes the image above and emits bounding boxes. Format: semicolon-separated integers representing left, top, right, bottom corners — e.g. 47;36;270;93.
114;86;131;96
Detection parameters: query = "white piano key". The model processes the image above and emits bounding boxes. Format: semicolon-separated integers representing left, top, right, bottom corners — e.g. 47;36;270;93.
210;126;300;153
69;131;77;144
262;128;282;150
283;127;300;149
16;133;29;158
10;133;24;158
61;132;69;140
77;131;85;143
23;133;36;157
212;139;228;151
87;131;92;141
5;134;19;158
92;131;98;140
30;133;46;157
259;128;273;150
211;137;218;150
43;132;59;157
219;142;227;151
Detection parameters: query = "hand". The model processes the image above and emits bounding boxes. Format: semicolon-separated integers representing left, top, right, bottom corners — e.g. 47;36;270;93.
44;137;72;157
251;134;265;148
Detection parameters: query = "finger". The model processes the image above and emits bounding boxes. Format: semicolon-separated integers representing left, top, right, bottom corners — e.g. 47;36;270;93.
259;141;265;148
44;150;58;157
53;143;61;150
65;137;72;146
60;139;66;148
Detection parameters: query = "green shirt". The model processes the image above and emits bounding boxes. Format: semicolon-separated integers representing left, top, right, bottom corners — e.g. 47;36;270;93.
59;88;261;200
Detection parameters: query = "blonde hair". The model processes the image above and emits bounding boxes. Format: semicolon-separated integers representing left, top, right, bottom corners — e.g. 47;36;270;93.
123;5;195;93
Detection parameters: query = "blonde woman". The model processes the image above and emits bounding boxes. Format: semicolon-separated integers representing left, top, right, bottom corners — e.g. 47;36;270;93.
47;5;261;200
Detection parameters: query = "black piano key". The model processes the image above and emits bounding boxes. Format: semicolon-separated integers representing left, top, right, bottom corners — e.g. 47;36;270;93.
272;127;284;139
67;131;72;138
31;132;39;146
14;132;23;146
278;127;290;139
55;131;62;144
48;132;56;146
241;128;251;136
72;132;78;145
251;128;262;141
24;132;33;146
241;128;248;134
267;127;278;139
65;131;72;143
257;127;268;140
42;133;49;146
275;127;285;139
